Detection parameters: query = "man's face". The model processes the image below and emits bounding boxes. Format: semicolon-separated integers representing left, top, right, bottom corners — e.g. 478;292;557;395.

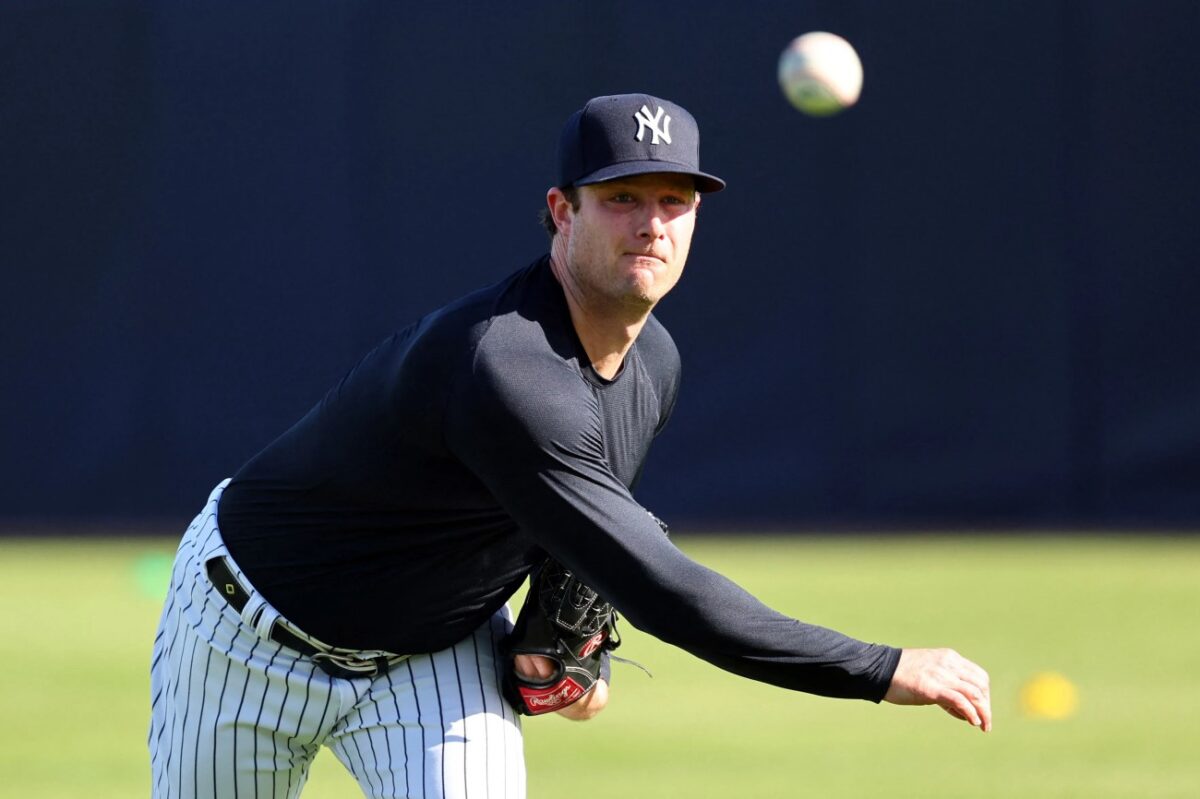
554;173;699;313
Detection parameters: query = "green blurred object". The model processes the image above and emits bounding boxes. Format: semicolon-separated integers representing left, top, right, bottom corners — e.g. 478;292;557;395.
132;552;175;599
1;535;1197;798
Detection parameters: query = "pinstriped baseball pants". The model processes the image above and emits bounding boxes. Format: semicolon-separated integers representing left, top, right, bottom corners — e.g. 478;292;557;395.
149;481;526;798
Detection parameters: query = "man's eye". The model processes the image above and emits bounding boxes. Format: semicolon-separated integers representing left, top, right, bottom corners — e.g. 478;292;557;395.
610;193;635;203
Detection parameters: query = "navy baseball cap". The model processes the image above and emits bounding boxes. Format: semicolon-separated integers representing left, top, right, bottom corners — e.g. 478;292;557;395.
557;93;726;193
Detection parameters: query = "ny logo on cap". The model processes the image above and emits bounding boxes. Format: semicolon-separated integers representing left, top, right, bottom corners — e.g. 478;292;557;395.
634;105;672;145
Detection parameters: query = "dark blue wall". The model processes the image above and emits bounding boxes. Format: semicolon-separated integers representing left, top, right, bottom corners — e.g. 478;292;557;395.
3;1;1198;527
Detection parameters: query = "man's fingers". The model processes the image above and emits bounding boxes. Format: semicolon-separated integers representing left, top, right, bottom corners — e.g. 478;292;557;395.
513;654;557;680
943;679;992;732
956;664;993;732
966;679;993;732
963;661;991;699
941;690;982;729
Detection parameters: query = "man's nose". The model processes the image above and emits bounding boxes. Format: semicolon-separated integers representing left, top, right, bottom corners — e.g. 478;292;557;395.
639;212;667;239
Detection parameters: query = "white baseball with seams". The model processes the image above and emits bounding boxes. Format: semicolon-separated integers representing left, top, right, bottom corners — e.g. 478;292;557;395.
778;32;864;116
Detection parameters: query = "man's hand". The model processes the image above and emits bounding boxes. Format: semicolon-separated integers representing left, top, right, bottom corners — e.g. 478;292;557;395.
513;654;609;720
883;648;992;732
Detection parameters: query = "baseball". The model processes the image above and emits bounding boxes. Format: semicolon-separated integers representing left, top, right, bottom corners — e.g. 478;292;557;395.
777;32;864;116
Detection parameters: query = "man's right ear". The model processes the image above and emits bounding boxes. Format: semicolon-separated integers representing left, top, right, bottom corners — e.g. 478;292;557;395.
546;187;573;234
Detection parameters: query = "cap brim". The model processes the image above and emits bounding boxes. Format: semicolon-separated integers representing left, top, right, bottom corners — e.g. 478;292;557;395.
574;160;726;193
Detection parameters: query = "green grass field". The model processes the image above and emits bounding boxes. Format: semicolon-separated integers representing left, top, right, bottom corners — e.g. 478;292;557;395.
2;534;1197;798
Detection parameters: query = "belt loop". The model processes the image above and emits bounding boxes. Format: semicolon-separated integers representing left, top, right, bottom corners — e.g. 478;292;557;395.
252;604;281;640
239;593;268;630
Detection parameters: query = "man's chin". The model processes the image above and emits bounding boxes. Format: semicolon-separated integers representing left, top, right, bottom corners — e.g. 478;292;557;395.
623;288;662;313
631;270;668;297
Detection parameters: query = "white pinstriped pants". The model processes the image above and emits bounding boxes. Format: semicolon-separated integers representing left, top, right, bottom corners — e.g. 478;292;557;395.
149;481;525;798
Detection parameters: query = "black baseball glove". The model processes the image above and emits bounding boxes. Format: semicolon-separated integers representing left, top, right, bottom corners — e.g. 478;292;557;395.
501;557;619;715
501;512;668;716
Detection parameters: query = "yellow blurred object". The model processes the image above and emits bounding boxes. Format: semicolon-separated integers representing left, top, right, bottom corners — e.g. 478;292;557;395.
1020;672;1080;720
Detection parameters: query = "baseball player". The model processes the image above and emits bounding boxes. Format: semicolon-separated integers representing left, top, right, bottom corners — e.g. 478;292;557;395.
149;93;991;799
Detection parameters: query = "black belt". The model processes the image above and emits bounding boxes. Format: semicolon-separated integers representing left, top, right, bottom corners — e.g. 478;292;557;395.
205;556;400;680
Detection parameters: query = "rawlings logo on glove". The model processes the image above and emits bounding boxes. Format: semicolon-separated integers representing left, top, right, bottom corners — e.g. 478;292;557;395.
522;679;587;711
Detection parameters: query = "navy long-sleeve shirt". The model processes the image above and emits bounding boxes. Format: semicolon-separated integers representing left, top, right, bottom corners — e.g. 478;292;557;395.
218;256;900;701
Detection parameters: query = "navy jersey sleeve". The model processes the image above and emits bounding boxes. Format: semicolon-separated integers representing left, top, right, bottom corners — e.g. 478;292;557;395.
445;329;901;702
